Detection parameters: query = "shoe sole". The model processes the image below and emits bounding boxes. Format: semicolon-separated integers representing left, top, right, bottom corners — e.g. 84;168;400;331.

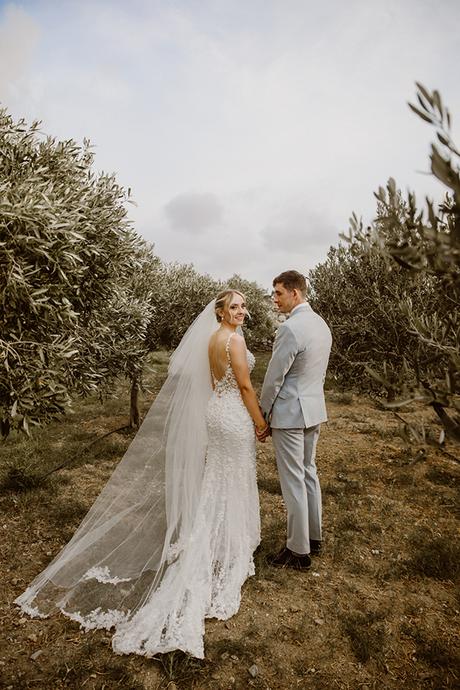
270;560;311;571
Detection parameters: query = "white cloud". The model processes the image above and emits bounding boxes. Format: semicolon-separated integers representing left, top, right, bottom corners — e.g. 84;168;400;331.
0;4;40;96
262;200;335;253
164;193;223;233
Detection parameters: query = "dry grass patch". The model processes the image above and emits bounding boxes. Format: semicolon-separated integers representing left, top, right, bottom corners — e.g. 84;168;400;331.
1;354;459;689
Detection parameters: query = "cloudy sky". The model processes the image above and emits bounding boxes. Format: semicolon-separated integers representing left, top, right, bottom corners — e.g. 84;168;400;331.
1;0;459;289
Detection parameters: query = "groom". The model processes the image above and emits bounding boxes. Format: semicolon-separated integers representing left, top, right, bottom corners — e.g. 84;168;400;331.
259;270;332;571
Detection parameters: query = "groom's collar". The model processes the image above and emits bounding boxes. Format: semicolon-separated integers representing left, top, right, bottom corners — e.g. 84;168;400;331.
287;302;310;318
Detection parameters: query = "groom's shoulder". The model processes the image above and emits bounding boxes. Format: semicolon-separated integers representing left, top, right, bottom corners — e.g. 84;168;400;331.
295;304;327;325
275;319;303;350
276;319;294;336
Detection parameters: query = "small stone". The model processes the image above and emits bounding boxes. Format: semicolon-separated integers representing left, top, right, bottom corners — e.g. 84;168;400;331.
312;572;320;577
30;650;43;661
248;664;258;678
314;618;324;625
27;633;38;642
230;654;239;661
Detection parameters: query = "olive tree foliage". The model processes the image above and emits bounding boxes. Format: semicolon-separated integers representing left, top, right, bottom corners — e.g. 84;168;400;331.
146;265;274;352
311;84;459;442
0;109;156;437
146;262;220;351
309;194;435;400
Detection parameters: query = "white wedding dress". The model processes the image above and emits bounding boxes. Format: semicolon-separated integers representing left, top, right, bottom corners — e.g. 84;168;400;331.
112;333;260;658
16;322;260;660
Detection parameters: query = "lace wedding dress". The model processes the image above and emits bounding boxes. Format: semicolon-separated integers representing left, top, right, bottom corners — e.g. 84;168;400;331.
16;314;260;660
112;333;260;658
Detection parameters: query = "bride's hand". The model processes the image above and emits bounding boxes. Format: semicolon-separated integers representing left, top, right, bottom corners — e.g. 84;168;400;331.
255;423;270;442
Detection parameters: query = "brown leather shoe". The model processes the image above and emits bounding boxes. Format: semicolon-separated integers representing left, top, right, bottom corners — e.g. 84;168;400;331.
268;547;311;570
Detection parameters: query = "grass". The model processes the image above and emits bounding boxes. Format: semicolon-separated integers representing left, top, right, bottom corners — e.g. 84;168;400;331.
324;389;354;405
404;528;460;580
257;476;282;495
409;627;460;669
0;459;47;492
335;512;363;532
250;351;271;390
154;650;209;687
340;610;387;665
425;466;459;487
1;351;459;689
6;635;148;690
48;496;89;525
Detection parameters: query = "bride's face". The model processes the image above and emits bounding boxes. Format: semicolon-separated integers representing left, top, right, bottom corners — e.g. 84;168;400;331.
222;293;247;326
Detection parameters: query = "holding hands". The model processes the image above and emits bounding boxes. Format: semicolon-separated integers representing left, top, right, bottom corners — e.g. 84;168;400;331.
256;423;271;442
255;407;271;442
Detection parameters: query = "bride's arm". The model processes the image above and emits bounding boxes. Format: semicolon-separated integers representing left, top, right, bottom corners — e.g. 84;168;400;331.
229;335;268;432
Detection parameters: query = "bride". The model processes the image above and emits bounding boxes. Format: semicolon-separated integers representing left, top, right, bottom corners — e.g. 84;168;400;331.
15;289;269;659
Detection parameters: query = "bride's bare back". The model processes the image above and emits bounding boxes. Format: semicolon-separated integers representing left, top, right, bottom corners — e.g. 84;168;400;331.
208;329;236;382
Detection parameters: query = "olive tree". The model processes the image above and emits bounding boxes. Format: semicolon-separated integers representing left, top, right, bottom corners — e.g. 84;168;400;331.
0;109;156;436
145;262;221;351
311;84;459;442
309;194;434;400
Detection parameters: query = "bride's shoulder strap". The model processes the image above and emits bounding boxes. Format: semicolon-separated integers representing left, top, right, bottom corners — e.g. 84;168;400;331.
225;331;237;361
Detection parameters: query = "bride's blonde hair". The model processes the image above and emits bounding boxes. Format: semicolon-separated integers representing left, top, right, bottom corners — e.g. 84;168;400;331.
214;289;246;323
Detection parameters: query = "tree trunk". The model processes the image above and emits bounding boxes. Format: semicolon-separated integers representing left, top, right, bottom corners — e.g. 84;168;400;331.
431;402;460;444
130;375;140;429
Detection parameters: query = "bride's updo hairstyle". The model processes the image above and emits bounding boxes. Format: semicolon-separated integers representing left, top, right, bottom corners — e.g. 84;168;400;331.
214;289;245;323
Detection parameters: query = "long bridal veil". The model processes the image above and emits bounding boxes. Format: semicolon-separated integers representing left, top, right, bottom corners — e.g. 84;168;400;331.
15;300;219;630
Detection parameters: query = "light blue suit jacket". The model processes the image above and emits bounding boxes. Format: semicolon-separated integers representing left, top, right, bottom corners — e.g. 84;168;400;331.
260;303;332;429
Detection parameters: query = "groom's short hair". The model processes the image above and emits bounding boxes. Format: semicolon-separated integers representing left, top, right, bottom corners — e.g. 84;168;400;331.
273;270;307;297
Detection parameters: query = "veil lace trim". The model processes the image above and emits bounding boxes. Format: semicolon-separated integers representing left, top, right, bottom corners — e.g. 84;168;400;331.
15;301;219;633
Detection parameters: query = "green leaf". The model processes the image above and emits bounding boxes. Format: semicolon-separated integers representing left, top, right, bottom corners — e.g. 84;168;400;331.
408;102;435;124
415;82;434;108
436;132;450;147
432;89;442;117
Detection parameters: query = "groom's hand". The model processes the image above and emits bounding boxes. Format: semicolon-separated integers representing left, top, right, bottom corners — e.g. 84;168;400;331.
256;424;271;442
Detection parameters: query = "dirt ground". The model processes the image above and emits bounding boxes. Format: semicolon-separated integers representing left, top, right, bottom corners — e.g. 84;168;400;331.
0;352;459;689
